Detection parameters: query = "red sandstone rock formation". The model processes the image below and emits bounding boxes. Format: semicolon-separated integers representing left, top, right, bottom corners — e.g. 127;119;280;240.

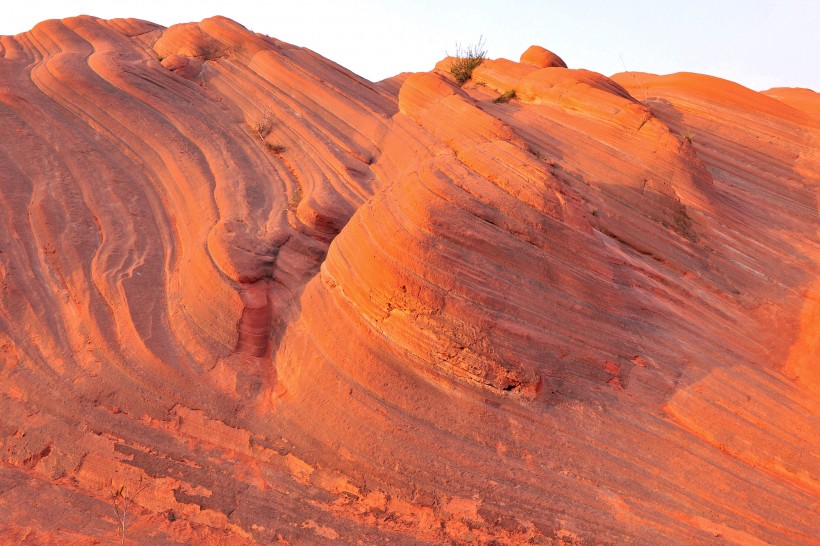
0;16;817;545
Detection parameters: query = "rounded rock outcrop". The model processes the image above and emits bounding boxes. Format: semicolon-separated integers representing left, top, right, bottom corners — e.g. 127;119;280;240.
1;14;818;546
520;45;567;68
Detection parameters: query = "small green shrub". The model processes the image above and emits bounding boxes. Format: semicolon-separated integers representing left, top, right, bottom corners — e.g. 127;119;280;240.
266;143;286;154
449;36;486;86
493;89;516;103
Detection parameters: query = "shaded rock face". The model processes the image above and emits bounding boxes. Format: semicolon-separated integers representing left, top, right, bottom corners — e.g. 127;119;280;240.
0;15;818;545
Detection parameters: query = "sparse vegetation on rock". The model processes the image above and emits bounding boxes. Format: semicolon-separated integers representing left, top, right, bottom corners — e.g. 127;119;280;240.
251;107;275;140
449;36;486;86
112;478;147;546
493;89;516;103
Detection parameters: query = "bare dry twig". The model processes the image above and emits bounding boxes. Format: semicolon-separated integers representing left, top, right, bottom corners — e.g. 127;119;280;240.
112;477;148;545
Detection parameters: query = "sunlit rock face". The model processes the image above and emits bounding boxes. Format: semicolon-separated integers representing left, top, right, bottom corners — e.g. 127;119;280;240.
0;15;818;545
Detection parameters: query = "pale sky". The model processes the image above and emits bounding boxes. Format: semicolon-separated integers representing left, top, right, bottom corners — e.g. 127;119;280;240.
3;1;818;92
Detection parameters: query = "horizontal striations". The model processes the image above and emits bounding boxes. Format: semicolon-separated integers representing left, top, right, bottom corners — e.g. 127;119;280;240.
614;72;820;370
0;17;818;545
274;47;819;544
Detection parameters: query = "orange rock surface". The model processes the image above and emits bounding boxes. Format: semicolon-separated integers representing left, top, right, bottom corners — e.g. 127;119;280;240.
1;16;818;545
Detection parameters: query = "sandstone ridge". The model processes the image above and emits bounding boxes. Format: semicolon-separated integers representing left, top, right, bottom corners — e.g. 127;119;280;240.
0;16;818;545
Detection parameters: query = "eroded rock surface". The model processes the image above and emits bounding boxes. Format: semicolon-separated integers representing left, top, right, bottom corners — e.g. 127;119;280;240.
0;16;818;545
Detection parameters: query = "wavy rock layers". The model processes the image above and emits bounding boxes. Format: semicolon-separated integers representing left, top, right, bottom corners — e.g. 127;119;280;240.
1;16;818;545
0;15;396;544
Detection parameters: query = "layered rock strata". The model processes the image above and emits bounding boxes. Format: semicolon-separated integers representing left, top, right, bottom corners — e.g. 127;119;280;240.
0;16;817;545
